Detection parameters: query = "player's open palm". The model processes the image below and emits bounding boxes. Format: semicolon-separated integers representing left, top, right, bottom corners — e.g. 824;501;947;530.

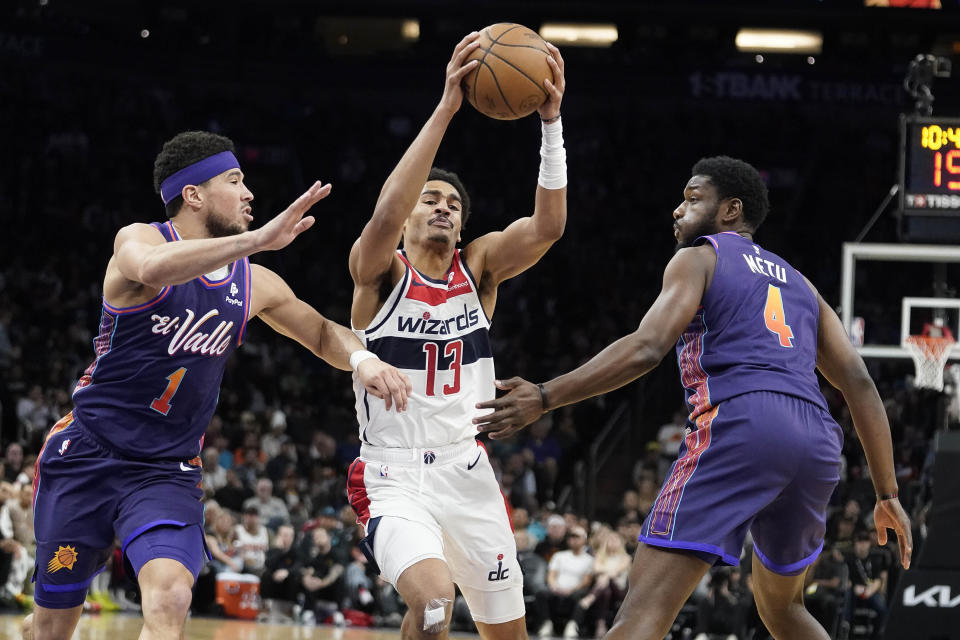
254;180;332;252
875;497;913;569
439;32;481;113
357;359;412;412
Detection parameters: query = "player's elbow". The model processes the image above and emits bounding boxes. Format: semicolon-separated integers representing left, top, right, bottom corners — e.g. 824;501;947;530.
630;338;666;377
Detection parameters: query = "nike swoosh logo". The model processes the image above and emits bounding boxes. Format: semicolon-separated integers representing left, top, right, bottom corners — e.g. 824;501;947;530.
467;452;482;471
410;280;427;287
180;462;199;472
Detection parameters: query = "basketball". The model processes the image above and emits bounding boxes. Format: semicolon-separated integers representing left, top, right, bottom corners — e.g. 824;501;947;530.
463;23;554;120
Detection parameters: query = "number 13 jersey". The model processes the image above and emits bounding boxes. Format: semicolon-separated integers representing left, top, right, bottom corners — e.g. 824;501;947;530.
71;221;250;459
354;250;494;448
678;232;827;422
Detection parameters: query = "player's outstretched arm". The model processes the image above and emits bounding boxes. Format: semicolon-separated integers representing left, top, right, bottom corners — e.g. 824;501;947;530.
474;245;712;439
813;289;912;569
466;44;567;286
350;33;481;286
251;265;411;411
112;180;331;289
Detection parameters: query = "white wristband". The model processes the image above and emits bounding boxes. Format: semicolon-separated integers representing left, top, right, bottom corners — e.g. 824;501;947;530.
538;117;567;190
350;350;379;371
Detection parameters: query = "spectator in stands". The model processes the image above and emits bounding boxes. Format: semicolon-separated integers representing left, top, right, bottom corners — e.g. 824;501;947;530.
516;529;549;629
300;526;346;625
804;543;850;639
655;409;687;480
260;524;302;619
846;530;888;639
205;511;242;574
202;446;227;495
537;525;595;639
535;514;568;563
694;568;744;640
214;469;252;514
243;477;290;530
577;529;630;637
235;506;270;577
2;444;22;483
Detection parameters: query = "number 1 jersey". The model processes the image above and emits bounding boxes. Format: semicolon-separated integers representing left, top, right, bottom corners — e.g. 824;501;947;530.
677;232;826;421
354;249;494;448
71;221;250;459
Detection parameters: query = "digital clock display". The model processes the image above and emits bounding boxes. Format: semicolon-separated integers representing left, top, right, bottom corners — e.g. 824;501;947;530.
900;115;960;212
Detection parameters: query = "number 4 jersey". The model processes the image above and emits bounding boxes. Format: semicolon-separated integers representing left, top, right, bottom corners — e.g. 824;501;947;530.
71;221;250;459
354;249;494;449
678;232;827;422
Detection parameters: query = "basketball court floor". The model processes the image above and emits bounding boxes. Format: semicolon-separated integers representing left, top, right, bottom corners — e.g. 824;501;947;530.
0;614;461;640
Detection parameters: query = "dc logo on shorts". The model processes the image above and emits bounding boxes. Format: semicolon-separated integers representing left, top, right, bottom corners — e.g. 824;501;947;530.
423;451;436;464
488;553;509;581
58;439;71;456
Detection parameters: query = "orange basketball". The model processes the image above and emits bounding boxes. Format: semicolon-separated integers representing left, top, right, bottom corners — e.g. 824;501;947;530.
463;24;553;120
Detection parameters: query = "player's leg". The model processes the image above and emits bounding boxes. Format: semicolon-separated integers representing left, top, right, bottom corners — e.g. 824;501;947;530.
395;557;457;640
136;557;195;640
469;593;528;640
25;606;83;640
751;559;829;640
125;524;206;640
604;544;712;640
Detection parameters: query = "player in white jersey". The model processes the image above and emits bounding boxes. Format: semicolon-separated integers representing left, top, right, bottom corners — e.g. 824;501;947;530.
346;33;567;640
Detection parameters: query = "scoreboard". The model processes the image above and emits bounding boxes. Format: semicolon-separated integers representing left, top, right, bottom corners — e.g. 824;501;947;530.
899;114;960;242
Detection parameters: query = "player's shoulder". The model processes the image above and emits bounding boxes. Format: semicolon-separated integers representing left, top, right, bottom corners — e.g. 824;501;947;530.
114;221;166;245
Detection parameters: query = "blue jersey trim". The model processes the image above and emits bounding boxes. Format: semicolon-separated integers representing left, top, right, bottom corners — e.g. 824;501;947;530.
400;250;449;285
38;566;107;593
753;539;823;576
238;257;252;346
637;535;740;567
366;268;410;335
458;249;491;325
120;519;188;556
102;287;173;315
366;328;493;370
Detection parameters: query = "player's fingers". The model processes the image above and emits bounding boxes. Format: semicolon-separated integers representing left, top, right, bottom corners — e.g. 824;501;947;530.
452;59;479;81
474;398;505;412
902;533;912;569
452;35;481;64
294;216;316;235
488;424;520;440
544;78;559;98
497;377;525;389
474;408;512;427
545;42;565;71
388;373;408;412
876;525;888;546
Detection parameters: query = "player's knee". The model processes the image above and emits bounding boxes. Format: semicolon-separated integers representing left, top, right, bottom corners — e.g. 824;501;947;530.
142;580;193;626
409;590;454;637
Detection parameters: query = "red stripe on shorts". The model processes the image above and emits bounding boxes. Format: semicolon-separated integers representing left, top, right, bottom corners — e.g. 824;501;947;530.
346;460;371;526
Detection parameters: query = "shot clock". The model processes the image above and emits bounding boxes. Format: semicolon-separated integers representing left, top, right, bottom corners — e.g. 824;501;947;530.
899;114;960;242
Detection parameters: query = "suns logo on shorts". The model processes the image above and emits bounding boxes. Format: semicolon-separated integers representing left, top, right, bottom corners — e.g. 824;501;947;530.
47;545;79;573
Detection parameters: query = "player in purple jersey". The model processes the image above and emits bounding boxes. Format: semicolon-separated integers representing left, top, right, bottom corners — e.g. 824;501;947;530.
475;156;913;640
24;131;411;640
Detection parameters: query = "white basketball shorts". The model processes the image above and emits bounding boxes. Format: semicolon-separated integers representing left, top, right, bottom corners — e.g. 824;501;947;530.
346;437;524;624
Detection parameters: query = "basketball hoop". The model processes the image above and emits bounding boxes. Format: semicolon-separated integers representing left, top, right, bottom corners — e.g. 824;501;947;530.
904;334;956;391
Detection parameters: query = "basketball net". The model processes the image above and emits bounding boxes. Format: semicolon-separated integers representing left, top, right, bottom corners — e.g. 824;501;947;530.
904;323;956;392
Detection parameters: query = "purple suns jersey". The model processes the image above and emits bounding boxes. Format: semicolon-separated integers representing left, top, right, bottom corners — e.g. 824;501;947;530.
71;221;251;459
676;232;826;422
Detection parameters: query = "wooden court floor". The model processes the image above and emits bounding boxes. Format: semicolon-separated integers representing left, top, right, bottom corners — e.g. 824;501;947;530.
0;613;469;640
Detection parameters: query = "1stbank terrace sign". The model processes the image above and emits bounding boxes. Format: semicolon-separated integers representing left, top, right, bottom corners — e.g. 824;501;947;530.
689;71;903;105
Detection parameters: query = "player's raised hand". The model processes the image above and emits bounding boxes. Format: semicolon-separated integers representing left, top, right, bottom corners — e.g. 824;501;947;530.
874;497;913;569
439;32;481;114
254;180;332;252
537;42;565;122
357;359;412;412
473;377;544;440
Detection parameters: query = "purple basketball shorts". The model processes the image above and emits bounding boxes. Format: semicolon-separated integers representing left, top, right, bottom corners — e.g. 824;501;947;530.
640;391;842;575
33;416;208;608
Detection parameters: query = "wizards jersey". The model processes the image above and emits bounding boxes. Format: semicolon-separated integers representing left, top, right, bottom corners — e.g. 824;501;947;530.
354;249;494;448
676;232;826;423
71;221;251;459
